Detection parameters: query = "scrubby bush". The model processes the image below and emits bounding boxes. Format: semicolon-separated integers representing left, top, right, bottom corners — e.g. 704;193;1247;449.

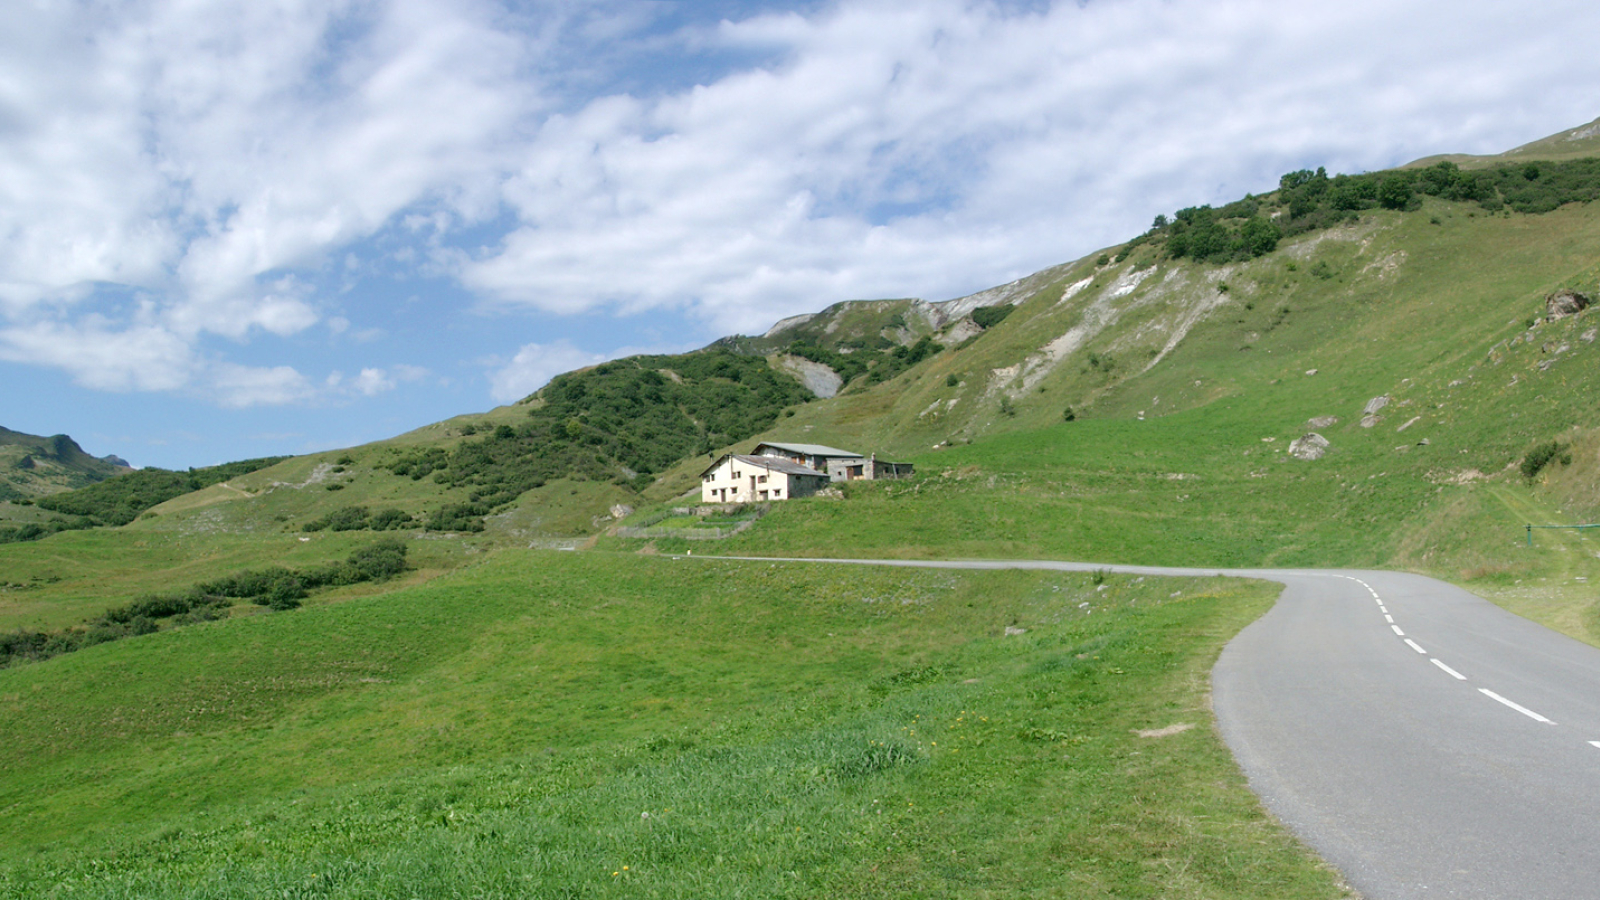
971;304;1015;329
1;541;411;668
1520;441;1570;480
36;457;286;526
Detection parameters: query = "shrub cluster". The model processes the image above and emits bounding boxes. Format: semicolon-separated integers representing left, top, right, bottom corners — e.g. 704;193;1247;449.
970;304;1015;329
865;335;945;385
302;505;414;532
0;515;96;545
385;351;813;520
34;457;288;527
0;540;408;668
1146;157;1600;267
785;338;876;384
1520;440;1572;480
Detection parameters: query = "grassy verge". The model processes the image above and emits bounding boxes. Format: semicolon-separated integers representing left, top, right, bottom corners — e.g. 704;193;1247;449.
0;551;1346;898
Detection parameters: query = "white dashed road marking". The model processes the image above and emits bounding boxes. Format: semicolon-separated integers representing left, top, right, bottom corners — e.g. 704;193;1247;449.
1480;689;1555;724
1431;659;1467;681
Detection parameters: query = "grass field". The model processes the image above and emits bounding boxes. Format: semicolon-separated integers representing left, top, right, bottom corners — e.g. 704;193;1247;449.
4;157;1599;897
0;551;1347;899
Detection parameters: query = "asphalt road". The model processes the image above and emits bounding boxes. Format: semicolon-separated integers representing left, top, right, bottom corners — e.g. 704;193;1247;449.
714;556;1600;899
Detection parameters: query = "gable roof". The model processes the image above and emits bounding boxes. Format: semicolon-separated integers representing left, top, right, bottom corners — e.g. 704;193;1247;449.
733;454;827;477
754;441;861;458
700;453;828;479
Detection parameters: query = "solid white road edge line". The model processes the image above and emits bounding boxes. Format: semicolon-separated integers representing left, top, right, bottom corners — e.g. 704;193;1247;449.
1431;659;1467;680
1480;689;1555;724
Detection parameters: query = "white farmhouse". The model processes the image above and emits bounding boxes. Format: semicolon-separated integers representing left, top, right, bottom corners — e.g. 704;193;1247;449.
700;454;831;503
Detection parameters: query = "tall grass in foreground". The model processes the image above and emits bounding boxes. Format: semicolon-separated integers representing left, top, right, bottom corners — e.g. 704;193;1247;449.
0;552;1346;898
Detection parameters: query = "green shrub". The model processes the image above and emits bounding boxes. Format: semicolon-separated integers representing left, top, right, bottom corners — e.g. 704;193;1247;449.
35;456;287;526
971;304;1014;329
1520;440;1568;480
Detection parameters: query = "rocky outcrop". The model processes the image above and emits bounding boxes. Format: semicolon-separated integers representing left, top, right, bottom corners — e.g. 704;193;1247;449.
1546;288;1591;319
1289;433;1330;460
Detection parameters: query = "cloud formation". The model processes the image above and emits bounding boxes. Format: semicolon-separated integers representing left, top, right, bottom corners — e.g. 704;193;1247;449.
3;0;1599;413
462;0;1600;335
0;0;541;404
488;341;615;404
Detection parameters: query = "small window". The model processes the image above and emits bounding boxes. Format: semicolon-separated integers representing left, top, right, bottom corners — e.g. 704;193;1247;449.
758;474;767;483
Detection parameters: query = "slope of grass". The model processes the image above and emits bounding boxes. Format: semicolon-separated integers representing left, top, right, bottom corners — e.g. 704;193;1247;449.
0;428;125;501
0;551;1345;898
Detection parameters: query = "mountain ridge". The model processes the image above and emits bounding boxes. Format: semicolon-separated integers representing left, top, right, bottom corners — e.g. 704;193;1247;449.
0;426;129;502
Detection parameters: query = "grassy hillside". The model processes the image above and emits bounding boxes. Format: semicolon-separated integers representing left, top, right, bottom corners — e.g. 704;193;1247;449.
628;166;1600;638
0;552;1345;899
0;427;126;504
4;127;1600;896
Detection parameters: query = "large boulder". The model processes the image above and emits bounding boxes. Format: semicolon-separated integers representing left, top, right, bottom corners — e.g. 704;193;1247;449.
1547;288;1592;319
1289;433;1330;460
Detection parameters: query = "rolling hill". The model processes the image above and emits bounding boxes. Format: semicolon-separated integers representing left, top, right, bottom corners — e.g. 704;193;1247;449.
0;427;128;502
1;118;1599;897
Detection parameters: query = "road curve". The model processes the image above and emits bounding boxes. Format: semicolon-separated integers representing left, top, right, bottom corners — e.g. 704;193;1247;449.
706;556;1600;899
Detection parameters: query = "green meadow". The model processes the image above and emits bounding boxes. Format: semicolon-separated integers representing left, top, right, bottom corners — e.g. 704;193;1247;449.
6;150;1600;897
0;552;1345;898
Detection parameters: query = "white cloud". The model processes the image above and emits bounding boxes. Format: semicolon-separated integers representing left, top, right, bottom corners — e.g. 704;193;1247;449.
460;0;1600;336
352;368;397;396
210;363;315;408
326;363;430;398
5;0;1600;419
488;340;613;404
0;0;554;401
0;319;194;392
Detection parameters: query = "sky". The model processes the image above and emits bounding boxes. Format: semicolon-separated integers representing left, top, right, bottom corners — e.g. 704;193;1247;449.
3;0;1599;469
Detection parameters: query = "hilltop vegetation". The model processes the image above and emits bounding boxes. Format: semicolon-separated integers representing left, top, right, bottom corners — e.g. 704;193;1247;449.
35;457;288;526
383;350;812;528
0;457;288;546
0;427;125;502
1133;157;1600;266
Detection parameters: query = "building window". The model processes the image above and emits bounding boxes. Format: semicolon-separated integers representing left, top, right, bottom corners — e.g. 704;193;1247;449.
757;474;767;483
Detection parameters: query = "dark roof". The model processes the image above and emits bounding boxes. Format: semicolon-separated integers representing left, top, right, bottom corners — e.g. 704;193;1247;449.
731;454;828;478
699;452;828;479
754;441;861;458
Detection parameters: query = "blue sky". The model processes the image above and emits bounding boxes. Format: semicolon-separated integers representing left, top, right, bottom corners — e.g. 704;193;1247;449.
3;0;1599;469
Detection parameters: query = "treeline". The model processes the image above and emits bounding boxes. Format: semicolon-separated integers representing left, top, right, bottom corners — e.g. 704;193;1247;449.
1136;157;1600;265
385;351;812;526
785;331;947;388
2;456;287;546
0;540;407;668
0;516;96;545
302;505;414;532
32;457;288;526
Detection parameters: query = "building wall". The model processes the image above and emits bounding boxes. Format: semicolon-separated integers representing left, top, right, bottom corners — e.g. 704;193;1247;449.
701;459;827;503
